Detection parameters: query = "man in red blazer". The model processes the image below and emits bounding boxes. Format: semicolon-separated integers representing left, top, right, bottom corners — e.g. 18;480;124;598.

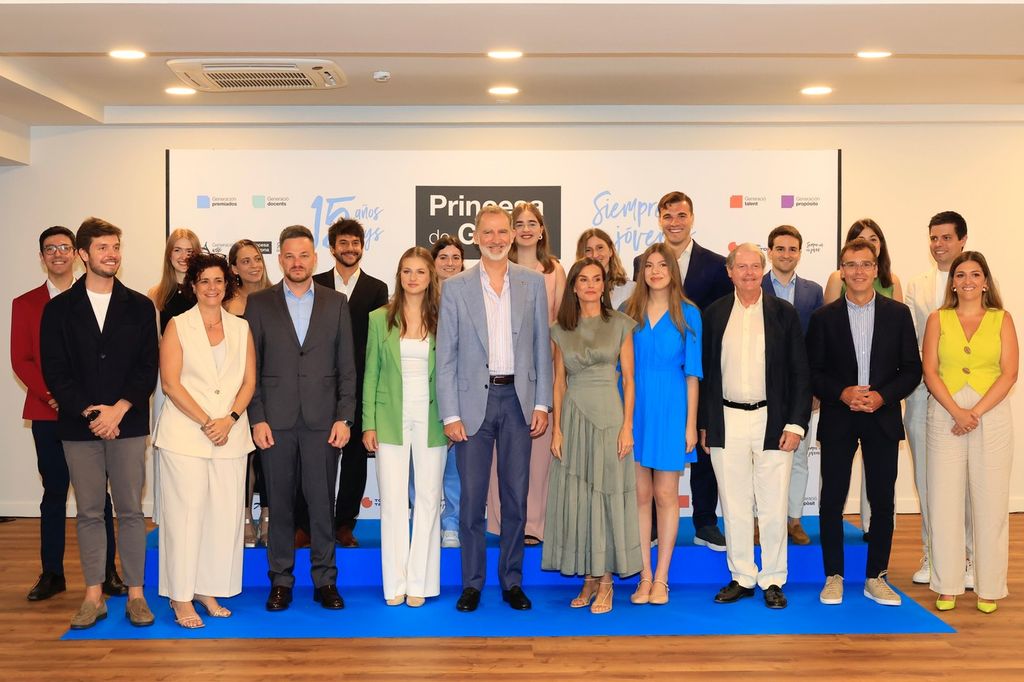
11;226;124;601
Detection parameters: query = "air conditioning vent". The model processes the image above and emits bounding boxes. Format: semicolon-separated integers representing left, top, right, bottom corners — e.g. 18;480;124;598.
167;58;346;92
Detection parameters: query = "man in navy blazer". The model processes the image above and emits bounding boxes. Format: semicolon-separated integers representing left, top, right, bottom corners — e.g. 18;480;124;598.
437;205;552;613
760;225;824;545
632;191;732;551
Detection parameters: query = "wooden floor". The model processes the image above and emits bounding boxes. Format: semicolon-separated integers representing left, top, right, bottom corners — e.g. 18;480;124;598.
1;515;1020;681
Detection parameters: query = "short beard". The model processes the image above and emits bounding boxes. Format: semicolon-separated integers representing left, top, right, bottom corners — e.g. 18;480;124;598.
478;244;511;263
284;269;311;284
87;261;118;279
333;250;362;266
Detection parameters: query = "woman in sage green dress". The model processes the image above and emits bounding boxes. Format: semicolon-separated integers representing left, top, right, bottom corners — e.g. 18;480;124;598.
542;257;642;614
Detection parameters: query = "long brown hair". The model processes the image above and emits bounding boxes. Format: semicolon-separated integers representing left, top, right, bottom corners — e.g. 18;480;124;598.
942;251;1004;310
575;228;628;287
625;243;692;336
846;218;894;289
509;203;557;274
228;239;271;290
154;228;202;311
556;258;610;331
386;246;440;339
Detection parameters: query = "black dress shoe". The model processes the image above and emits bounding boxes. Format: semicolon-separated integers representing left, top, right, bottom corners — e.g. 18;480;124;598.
456;587;481;612
764;584;788;609
27;572;66;601
714;580;756;604
502;585;532;610
102;569;128;597
265;585;293;612
313;584;345;610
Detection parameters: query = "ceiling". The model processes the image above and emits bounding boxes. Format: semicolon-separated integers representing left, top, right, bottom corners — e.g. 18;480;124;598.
0;1;1022;129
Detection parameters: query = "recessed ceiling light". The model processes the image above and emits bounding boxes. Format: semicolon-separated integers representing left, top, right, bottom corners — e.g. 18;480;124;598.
165;86;196;96
109;49;146;60
857;50;892;59
488;86;519;96
487;50;523;60
801;85;833;96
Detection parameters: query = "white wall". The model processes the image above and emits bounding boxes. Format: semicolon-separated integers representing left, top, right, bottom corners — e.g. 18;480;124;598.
1;118;1021;516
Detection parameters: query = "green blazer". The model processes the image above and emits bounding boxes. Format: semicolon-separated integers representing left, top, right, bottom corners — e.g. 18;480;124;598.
362;306;447;447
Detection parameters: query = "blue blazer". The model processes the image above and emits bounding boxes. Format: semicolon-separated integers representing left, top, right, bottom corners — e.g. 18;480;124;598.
436;263;553;437
761;273;824;336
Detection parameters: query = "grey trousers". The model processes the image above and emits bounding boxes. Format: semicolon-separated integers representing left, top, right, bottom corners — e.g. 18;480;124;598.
63;437;147;587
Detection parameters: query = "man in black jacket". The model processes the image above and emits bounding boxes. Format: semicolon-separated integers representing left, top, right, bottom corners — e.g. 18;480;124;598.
40;217;158;630
807;237;921;607
699;243;811;609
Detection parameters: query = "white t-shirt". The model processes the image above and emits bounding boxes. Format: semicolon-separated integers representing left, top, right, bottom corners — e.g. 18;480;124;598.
86;289;112;332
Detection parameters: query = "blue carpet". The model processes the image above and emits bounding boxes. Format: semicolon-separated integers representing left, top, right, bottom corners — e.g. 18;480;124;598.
63;519;954;640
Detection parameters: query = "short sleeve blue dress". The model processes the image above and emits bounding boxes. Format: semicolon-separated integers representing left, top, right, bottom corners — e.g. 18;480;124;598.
632;302;703;471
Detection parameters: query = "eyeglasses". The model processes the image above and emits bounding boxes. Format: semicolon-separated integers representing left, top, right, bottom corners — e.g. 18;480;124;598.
841;260;877;271
43;244;74;255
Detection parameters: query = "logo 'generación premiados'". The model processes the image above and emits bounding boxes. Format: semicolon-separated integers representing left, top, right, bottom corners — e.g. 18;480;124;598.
196;195;238;208
415;186;562;260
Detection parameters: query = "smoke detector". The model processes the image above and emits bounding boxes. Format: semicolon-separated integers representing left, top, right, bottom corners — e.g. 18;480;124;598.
167;58;346;92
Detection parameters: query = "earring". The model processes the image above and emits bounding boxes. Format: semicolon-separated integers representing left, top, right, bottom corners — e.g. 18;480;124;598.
952;287;956;292
983;287;988;292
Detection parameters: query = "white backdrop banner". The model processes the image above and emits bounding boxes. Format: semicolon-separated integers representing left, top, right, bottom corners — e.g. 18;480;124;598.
169;149;841;518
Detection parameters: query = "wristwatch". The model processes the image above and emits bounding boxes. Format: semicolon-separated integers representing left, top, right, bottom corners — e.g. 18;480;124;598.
230;411;240;422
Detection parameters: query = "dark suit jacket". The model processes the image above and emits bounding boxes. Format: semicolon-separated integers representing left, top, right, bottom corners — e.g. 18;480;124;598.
806;294;922;443
39;277;158;441
760;272;824;335
698;292;812;450
312;268;388;392
244;281;357;431
633;240;732;310
11;283;58;421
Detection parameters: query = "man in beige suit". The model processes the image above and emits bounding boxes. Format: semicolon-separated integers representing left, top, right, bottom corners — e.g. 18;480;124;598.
903;211;971;586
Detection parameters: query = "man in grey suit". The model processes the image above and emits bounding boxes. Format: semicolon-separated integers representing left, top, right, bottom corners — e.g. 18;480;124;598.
245;225;357;612
437;205;553;612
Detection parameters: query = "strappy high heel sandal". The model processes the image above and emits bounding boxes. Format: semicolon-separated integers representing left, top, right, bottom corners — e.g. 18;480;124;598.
570;577;599;608
591;579;614;615
649;579;670;605
631;577;653;604
171;600;204;629
193;596;231;618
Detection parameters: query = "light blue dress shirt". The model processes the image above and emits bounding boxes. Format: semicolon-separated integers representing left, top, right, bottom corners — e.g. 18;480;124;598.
846;293;876;386
770;271;797;305
284;282;315;345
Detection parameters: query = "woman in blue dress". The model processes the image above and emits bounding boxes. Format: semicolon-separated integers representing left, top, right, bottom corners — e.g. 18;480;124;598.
623;243;703;605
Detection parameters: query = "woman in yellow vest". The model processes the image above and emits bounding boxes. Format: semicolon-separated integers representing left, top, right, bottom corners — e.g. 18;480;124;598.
922;251;1018;613
362;246;447;607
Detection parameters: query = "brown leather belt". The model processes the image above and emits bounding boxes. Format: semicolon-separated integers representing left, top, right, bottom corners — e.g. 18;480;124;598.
489;375;515;385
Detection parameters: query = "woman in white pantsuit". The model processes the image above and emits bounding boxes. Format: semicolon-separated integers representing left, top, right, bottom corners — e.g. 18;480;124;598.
155;252;256;628
923;251;1018;614
363;247;448;607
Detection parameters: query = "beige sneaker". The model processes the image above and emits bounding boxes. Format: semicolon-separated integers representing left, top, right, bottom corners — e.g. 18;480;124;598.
70;599;108;630
125;597;156;626
819;575;843;605
864;573;902;606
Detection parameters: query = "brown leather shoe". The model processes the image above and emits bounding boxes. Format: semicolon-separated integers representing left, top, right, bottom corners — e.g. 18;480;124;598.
335;527;359;548
788;519;811;545
125;597;155;627
70;600;107;630
294;528;311;549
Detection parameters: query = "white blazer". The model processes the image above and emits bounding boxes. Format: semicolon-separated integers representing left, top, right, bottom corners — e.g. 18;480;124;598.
154;306;254;459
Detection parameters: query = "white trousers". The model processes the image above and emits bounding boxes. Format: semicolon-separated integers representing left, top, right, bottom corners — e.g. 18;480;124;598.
905;384;974;559
158;450;245;601
927;387;1012;599
711;407;793;589
376;406;446;600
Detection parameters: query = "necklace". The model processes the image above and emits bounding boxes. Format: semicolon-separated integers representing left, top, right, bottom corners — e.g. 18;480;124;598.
205;318;222;329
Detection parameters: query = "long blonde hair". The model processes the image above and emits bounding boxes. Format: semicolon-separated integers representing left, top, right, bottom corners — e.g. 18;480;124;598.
153;228;202;311
625;243;692;336
386;247;440;339
509;203;557;274
576;228;628;287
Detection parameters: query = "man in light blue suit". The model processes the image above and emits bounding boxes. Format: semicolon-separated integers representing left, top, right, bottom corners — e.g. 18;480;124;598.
437;205;553;613
760;224;824;545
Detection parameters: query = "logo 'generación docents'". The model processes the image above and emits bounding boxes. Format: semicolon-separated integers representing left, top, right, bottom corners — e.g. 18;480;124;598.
415;186;562;260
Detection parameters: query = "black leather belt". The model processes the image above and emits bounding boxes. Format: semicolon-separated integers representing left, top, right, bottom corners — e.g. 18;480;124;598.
489;375;515;385
723;399;767;411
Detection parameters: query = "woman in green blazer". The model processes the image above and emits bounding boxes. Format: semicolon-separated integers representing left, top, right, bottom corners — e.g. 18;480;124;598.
362;246;447;607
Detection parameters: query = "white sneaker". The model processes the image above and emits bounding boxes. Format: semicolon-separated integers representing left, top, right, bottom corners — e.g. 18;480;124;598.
820;575;844;605
441;530;460;548
964;559;975;591
912;555;930;584
864;573;902;606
